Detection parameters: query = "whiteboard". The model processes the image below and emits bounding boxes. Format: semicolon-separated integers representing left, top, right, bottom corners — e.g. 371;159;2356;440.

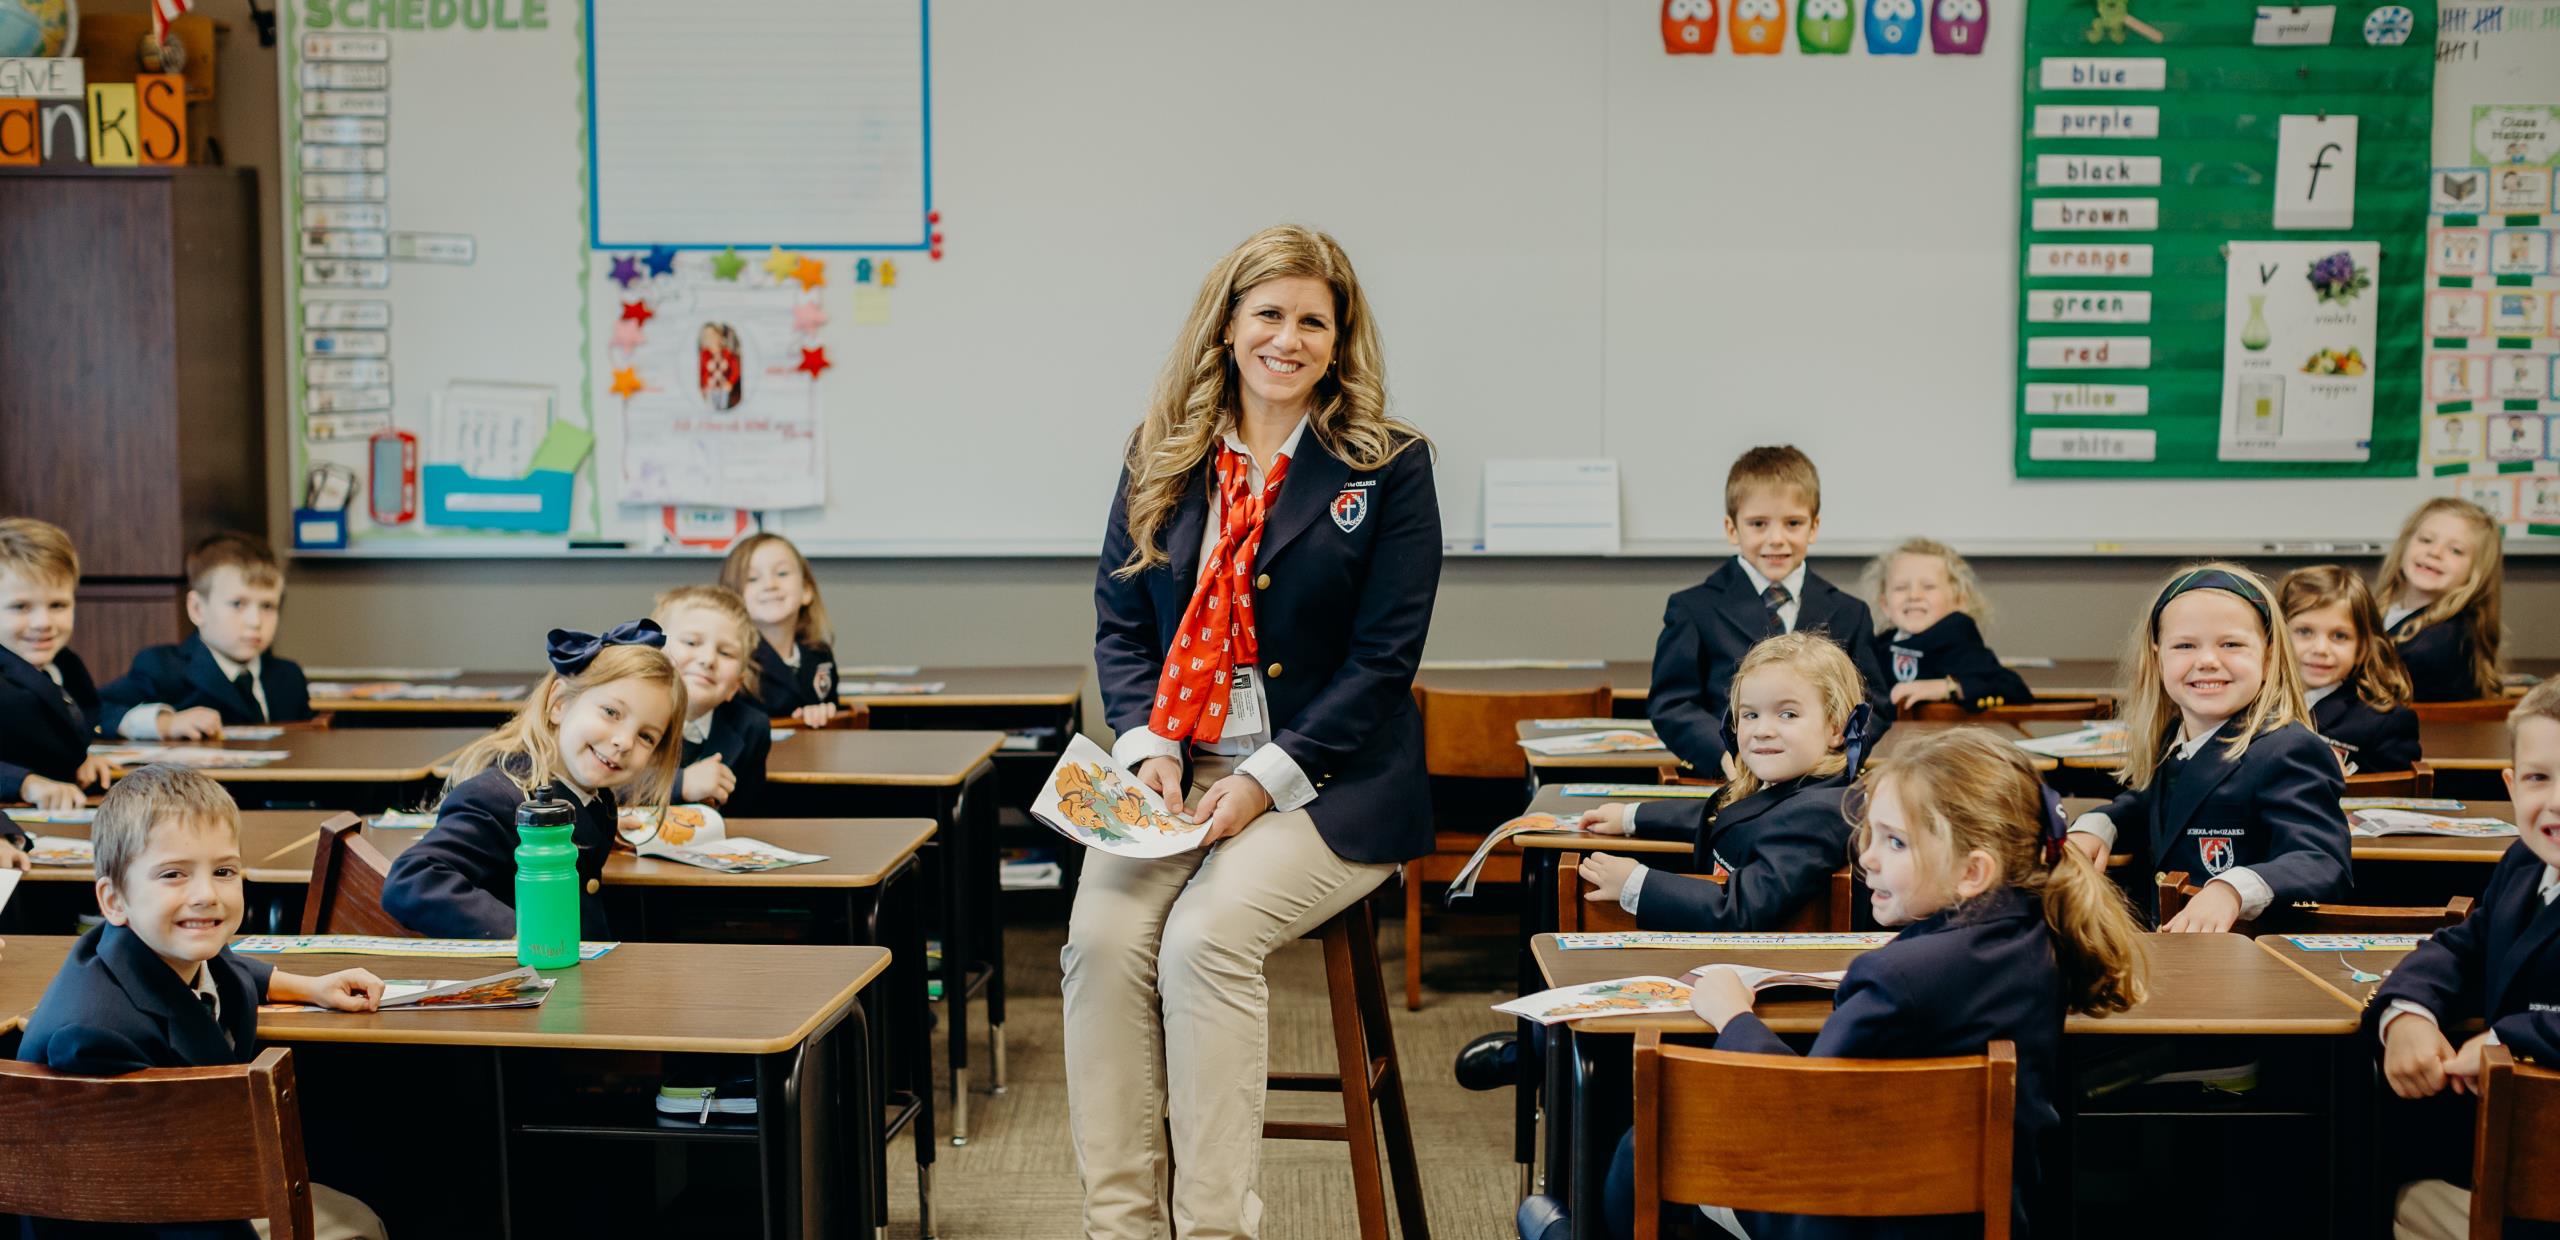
282;0;2560;557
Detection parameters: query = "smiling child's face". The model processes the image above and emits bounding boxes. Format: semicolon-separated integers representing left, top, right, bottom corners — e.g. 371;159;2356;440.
97;815;245;980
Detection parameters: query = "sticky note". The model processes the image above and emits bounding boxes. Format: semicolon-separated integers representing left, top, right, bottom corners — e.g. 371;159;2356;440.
853;289;891;326
527;420;596;473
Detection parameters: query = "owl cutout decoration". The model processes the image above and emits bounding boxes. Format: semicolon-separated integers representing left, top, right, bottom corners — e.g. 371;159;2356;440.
1732;0;1787;52
1866;0;1924;51
1662;0;1720;52
1800;0;1854;52
1930;0;1987;52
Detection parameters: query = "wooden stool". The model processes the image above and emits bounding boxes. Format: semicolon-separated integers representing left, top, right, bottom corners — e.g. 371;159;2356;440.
1265;900;1431;1239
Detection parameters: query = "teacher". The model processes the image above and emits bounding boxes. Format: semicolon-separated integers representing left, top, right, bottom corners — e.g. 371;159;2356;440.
1069;223;1441;1239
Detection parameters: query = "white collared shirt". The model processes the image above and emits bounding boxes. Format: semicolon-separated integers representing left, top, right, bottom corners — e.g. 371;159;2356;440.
2065;721;2279;919
1733;556;1808;634
123;649;268;740
186;961;228;1047
1111;416;1318;814
683;711;715;746
2305;683;2338;709
2380;864;2560;1047
2383;601;2421;631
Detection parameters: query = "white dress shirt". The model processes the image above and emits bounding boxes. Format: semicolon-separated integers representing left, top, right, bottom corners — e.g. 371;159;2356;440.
1734;557;1808;634
124;649;268;740
2382;601;2421;631
1112;417;1319;814
2379;864;2560;1047
683;711;715;746
2065;725;2280;919
2305;683;2338;709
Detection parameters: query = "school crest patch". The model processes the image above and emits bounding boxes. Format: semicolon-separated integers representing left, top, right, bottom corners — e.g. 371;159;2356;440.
1330;488;1368;533
2197;835;2234;875
812;661;835;701
1890;646;1920;684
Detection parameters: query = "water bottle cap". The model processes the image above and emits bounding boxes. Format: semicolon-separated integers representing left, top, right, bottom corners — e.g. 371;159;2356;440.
516;787;577;829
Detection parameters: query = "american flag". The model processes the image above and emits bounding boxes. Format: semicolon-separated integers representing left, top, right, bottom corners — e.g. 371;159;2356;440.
153;0;192;43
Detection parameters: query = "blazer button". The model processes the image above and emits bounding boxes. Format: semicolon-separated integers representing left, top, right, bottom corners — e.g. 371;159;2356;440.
1265;662;1282;679
585;878;601;895
1255;573;1272;590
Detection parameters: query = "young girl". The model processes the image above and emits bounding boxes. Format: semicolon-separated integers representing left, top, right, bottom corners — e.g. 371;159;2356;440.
1577;633;1865;931
382;621;683;939
1604;728;2147;1240
654;584;772;813
2066;563;2349;932
2278;565;2422;774
720;532;840;728
1860;537;2034;713
2374;498;2505;702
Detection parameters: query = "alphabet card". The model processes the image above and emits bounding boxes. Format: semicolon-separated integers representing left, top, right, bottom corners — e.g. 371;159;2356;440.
2274;115;2357;230
2219;242;2380;461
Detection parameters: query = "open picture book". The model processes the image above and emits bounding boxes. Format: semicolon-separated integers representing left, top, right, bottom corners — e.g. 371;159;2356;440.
1031;735;1214;859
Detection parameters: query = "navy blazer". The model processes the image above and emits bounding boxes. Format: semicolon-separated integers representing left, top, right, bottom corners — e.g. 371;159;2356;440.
1874;613;2033;712
1648;561;1893;774
2096;719;2350;921
1604;890;2063;1240
683;695;773;816
1093;435;1442;866
1626;770;1853;932
748;637;837;718
2310;682;2422;774
0;645;99;797
95;634;312;734
2390;611;2488;703
2370;844;2560;1064
381;764;618;939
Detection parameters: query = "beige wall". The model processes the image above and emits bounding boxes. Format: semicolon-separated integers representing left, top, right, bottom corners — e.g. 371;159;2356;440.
113;4;2560;698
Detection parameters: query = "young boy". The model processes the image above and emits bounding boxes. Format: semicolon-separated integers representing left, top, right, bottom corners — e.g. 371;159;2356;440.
100;532;313;738
2373;678;2560;1240
653;584;772;813
0;517;111;815
1647;446;1892;775
16;764;387;1239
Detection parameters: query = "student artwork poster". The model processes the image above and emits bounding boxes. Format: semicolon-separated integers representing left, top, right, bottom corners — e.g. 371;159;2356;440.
608;259;828;512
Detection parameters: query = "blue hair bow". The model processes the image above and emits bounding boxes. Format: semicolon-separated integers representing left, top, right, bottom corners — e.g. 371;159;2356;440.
545;618;666;676
1841;703;1876;776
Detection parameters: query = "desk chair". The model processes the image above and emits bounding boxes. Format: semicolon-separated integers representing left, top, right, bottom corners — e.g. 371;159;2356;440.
1627;1031;2017;1240
0;1048;314;1239
2472;1045;2560;1238
2157;871;2473;933
1263;899;1430;1240
2414;698;2516;724
1407;682;1614;1009
1556;856;1854;935
1906;699;2108;723
300;810;413;936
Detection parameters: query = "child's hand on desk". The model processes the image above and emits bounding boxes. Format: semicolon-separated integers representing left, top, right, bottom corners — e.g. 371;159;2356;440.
1577;804;1635;836
2383;1016;2456;1098
20;773;88;811
2443;1032;2496;1095
0;836;25;870
1578;853;1639;903
271;967;386;1013
2158;881;2242;933
681;755;736;806
1889;678;1957;709
794;703;839;729
157;706;225;741
1687;965;1756;1030
76;754;114;790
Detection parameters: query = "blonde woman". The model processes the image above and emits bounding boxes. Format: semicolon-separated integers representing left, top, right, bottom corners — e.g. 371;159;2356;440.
1074;224;1439;1238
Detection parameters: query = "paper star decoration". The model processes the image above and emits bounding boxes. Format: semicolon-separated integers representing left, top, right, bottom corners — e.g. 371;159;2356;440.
710;247;746;281
792;301;828;335
643;245;678;277
620;300;655;326
762;246;799;281
793;256;826;290
608;254;642;287
609;367;645;399
610;319;645;354
796;346;832;378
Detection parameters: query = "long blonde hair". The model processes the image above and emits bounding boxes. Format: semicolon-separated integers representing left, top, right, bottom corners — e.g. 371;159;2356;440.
1859;537;1993;631
444;644;686;815
1720;632;1863;807
1114;224;1425;578
2116;561;2308;789
2374;497;2504;697
720;532;833;649
2277;565;2411;713
1848;728;2146;1015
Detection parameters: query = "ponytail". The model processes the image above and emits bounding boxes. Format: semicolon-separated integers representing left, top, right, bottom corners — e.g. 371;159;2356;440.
2035;847;2148;1015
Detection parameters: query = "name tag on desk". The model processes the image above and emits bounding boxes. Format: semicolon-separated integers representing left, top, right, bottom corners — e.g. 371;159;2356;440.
1225;667;1267;735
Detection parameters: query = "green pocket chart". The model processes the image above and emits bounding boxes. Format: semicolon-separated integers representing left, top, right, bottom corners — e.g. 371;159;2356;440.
2015;0;2435;478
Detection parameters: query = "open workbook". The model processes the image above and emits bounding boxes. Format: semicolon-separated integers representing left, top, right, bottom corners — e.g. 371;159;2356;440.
1444;812;1589;901
262;967;554;1013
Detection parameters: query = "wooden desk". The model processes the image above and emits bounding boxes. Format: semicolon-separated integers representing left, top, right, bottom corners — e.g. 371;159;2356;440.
1595;657;2126;704
2420;720;2512;771
0;936;885;1238
2255;931;2426;1009
833;664;1084;712
103;728;479;784
2351;801;2518;864
8;810;336;887
1514;719;1668;776
1417;666;1617;697
765;729;1003;788
305;672;532;717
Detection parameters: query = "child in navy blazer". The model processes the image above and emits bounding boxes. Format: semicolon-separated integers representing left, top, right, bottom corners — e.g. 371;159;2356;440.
1649;446;1892;777
16;765;384;1239
98;533;312;738
654;584;773;814
2372;682;2560;1240
1604;727;2149;1240
1577;633;1864;931
2067;563;2349;932
2376;498;2506;702
2279;565;2422;773
0;517;111;817
1862;538;2033;714
720;532;841;728
383;621;684;939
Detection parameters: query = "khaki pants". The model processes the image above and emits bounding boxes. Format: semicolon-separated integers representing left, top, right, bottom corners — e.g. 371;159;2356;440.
253;1182;386;1239
2394;1179;2468;1240
1059;756;1397;1240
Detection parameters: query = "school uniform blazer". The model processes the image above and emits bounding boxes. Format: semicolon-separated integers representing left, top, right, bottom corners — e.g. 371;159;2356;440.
683;696;773;816
749;637;838;718
2369;844;2560;1065
2310;683;2423;774
2391;612;2488;703
1093;436;1442;866
94;634;312;734
0;644;99;796
1626;770;1854;932
2095;719;2350;920
381;764;618;939
1647;561;1893;774
1873;613;2034;712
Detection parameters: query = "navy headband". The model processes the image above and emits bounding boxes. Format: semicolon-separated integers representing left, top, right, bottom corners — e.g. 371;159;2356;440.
2149;568;2270;634
546;618;666;676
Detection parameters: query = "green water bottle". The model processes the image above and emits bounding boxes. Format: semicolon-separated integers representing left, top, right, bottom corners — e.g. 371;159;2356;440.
514;789;582;970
